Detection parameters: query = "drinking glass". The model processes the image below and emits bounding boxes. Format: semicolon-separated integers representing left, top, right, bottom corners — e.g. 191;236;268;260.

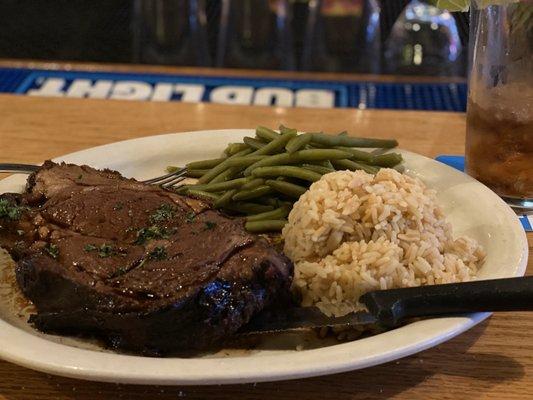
132;0;211;66
465;1;533;211
384;0;464;75
216;0;295;70
300;0;381;73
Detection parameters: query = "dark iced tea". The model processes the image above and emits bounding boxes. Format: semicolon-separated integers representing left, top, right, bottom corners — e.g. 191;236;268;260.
465;90;533;201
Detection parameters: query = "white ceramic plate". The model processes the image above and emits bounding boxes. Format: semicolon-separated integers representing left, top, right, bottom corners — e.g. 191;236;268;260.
0;130;528;385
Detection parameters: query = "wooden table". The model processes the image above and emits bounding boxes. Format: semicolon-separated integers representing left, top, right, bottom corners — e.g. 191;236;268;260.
0;88;531;400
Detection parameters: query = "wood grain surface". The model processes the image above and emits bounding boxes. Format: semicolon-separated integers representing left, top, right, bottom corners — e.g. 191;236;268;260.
0;94;531;400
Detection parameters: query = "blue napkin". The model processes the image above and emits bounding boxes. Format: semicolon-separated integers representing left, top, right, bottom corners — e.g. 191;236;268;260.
435;155;532;232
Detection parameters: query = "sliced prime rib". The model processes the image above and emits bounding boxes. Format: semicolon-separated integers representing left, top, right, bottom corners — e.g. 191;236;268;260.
0;161;293;355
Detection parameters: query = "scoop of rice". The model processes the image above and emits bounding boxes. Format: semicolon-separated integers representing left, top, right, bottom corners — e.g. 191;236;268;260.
282;169;485;317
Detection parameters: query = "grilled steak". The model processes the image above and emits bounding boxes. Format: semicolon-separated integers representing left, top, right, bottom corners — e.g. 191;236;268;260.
0;161;293;355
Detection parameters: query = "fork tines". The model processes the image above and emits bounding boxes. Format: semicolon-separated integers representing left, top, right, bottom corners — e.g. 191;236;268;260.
142;168;187;187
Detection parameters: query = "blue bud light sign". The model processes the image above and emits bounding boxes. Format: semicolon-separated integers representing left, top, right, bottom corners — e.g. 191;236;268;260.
0;67;467;111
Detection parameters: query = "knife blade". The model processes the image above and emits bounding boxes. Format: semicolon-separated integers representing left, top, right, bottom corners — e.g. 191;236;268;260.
239;277;533;335
240;307;379;335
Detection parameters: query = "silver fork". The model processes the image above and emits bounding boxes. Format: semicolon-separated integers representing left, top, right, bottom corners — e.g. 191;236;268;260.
0;163;188;188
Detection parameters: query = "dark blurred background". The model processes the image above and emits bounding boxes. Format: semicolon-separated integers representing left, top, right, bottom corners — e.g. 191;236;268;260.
0;0;469;75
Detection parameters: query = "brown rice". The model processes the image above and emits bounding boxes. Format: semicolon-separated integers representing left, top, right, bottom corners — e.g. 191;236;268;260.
282;169;485;317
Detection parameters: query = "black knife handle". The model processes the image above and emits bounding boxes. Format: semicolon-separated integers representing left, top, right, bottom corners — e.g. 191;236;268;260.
360;276;533;327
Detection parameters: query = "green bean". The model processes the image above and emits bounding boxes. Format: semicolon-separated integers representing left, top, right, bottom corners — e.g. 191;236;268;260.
224;143;249;156
254;196;290;207
295;148;352;160
338;131;348;136
185;169;209;178
226;155;268;167
224;202;274;214
323;159;334;169
243;149;352;176
252;166;322;182
209;167;240;183
251;131;297;156
214;189;238;208
185;177;250;193
224;147;252;158
285;133;312;153
243;153;296;176
243;154;291;176
302;164;335;175
371;148;389;156
311;132;398;148
246;206;291;222
308;159;335;169
240;178;265;190
254;135;269;142
198;148;252;184
332;159;379;174
279;125;297;136
255;126;279;141
232;186;274;201
369;153;403;167
186;157;226;170
166;165;184;173
174;185;192;195
336;148;401;167
265;179;308;198
186;190;219;202
245;219;287;233
334;147;374;162
180;126;400;224
243;137;266;150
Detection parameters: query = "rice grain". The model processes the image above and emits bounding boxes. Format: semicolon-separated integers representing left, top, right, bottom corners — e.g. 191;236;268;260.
282;169;485;317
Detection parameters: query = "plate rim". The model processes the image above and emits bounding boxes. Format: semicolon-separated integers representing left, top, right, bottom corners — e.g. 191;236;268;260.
0;129;528;385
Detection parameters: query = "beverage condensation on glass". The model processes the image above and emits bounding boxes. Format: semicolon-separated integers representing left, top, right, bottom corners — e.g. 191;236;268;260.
465;2;533;209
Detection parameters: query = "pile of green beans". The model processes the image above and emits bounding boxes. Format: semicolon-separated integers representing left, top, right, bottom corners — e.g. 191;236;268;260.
169;126;401;233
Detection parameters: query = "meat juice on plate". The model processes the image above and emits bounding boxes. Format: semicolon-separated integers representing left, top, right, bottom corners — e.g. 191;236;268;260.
465;83;533;201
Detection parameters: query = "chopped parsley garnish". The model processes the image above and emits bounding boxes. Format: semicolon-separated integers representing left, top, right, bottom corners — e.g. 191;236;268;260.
98;244;115;258
84;243;121;258
135;246;168;269
185;212;196;223
113;202;124;211
149;246;167;260
135;225;174;245
84;244;97;252
0;199;26;221
44;243;59;259
204;221;217;230
77;174;83;180
149;204;176;224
